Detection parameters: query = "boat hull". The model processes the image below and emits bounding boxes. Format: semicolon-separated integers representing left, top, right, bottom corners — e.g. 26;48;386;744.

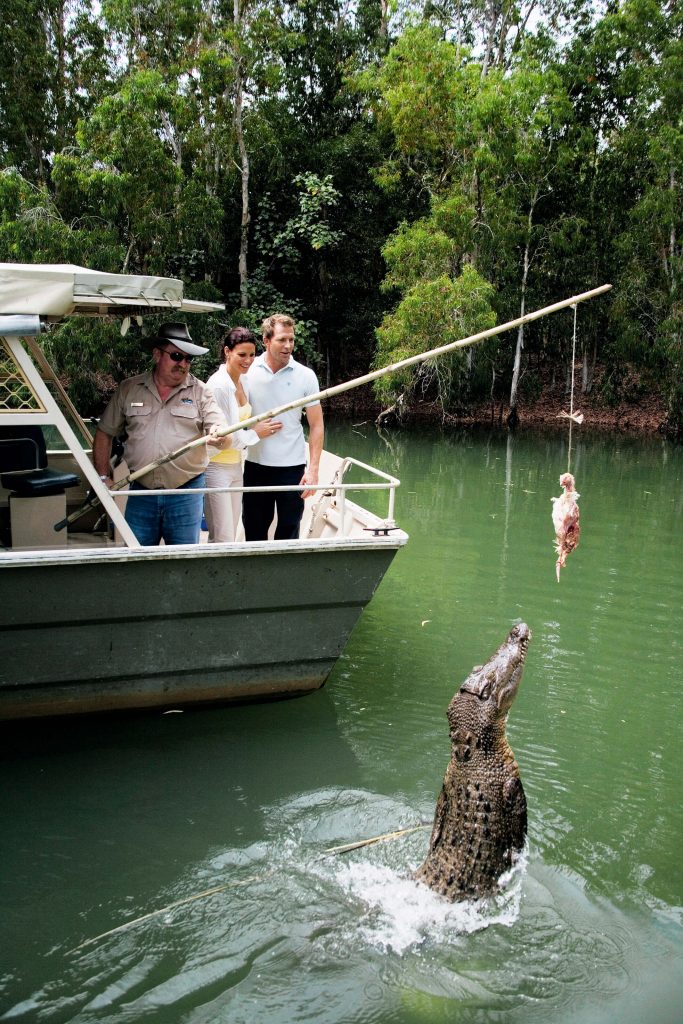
0;538;402;718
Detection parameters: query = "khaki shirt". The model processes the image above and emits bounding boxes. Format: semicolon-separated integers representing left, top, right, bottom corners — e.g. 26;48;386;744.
98;371;226;488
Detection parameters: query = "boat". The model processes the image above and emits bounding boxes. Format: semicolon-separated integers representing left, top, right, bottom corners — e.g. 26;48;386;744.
0;263;408;719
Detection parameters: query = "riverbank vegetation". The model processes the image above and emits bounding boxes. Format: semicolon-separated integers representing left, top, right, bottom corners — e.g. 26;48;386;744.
1;0;680;433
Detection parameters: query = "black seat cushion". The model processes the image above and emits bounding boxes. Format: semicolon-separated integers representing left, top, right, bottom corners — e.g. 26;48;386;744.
1;468;80;496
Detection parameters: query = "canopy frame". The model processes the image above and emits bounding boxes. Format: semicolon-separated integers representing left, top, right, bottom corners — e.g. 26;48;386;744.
0;333;140;547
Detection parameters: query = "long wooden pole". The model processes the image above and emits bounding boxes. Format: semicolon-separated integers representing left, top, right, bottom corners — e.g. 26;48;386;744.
57;283;611;530
121;283;613;469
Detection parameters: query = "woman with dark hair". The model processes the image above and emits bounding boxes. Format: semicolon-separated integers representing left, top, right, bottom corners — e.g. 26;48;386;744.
204;328;282;542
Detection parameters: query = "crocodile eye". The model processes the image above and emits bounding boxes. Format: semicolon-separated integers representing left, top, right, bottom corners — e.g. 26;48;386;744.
478;685;491;701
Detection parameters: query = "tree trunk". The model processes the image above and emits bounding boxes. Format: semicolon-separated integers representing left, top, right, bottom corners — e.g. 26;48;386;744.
509;225;532;421
582;339;597;394
379;0;389;44
480;0;501;78
667;165;676;295
509;190;538;425
161;111;182;167
51;0;67;152
317;259;331;386
234;0;250;309
490;363;497;423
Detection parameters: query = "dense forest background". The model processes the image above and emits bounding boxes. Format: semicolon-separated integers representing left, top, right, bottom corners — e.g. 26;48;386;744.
0;0;680;430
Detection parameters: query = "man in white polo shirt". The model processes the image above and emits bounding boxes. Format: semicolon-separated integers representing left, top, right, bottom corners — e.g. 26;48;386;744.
243;314;324;540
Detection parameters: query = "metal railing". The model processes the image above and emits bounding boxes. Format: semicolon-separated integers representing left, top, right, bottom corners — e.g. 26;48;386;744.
115;457;400;538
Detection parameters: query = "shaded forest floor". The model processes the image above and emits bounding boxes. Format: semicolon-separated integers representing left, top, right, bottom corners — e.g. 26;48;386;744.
327;362;671;436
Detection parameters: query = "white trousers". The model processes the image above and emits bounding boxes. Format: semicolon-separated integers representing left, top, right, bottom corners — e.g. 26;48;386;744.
204;460;243;542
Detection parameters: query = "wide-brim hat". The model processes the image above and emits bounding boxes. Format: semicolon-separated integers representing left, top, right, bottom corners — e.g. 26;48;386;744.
150;322;208;356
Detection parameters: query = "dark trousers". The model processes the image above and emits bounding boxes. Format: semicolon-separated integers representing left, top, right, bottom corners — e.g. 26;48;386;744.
242;461;305;541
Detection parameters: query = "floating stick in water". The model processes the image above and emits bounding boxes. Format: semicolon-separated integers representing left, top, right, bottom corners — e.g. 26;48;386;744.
65;873;272;955
66;825;429;955
323;824;430;856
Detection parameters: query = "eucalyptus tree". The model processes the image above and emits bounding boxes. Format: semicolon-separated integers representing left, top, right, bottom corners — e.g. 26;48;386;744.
408;0;592;72
504;61;575;423
0;0;52;179
227;0;402;377
0;0;109;181
52;69;223;280
0;166;123;268
550;0;681;426
191;0;292;307
50;0;287;297
602;0;681;426
360;21;579;416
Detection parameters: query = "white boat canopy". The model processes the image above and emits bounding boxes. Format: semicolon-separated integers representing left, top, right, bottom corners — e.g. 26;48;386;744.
0;263;224;320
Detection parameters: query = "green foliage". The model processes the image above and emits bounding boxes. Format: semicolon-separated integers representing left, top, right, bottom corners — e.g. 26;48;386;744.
221;264;322;368
0;0;679;429
602;0;682;426
51;69;224;279
1;0;113;178
100;0;205;69
359;26;488;191
44;319;146;414
0;0;52;178
381;220;456;292
0;168;123;268
373;266;496;406
257;173;345;262
364;23;585;415
244;172;350;366
283;173;344;252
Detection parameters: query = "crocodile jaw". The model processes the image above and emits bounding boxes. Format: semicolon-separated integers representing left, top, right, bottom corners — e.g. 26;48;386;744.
457;623;531;716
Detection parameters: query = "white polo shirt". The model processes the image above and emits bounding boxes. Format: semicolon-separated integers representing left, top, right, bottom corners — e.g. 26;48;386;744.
246;354;320;467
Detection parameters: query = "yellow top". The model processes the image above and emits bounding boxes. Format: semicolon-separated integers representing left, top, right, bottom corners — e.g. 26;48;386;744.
210;401;251;464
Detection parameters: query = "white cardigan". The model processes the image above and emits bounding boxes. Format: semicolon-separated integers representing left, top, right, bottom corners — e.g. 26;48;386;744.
205;365;260;450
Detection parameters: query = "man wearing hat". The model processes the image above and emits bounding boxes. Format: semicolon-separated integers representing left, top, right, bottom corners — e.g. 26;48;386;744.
93;323;230;545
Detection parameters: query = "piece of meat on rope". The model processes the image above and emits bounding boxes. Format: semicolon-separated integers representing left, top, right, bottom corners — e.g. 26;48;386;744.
551;472;580;581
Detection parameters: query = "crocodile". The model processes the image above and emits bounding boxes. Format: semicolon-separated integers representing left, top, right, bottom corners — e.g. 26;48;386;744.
415;623;530;901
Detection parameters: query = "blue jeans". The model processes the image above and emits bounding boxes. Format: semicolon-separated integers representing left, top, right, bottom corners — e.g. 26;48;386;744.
125;474;205;545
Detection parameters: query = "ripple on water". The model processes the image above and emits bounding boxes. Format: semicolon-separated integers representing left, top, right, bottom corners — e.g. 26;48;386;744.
4;789;682;1024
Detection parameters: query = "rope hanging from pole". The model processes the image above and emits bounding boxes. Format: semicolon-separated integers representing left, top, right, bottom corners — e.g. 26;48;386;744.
551;303;583;581
567;303;578;474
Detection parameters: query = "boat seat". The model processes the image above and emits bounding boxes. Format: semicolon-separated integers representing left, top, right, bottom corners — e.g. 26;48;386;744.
0;426;80;549
1;466;81;496
0;426;80;496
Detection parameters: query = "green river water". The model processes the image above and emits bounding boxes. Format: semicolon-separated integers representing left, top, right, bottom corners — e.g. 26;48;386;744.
1;423;681;1023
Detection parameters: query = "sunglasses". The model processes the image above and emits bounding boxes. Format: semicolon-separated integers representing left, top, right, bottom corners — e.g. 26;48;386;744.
162;348;194;363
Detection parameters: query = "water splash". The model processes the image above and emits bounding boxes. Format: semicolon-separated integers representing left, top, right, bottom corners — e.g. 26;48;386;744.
327;849;528;955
